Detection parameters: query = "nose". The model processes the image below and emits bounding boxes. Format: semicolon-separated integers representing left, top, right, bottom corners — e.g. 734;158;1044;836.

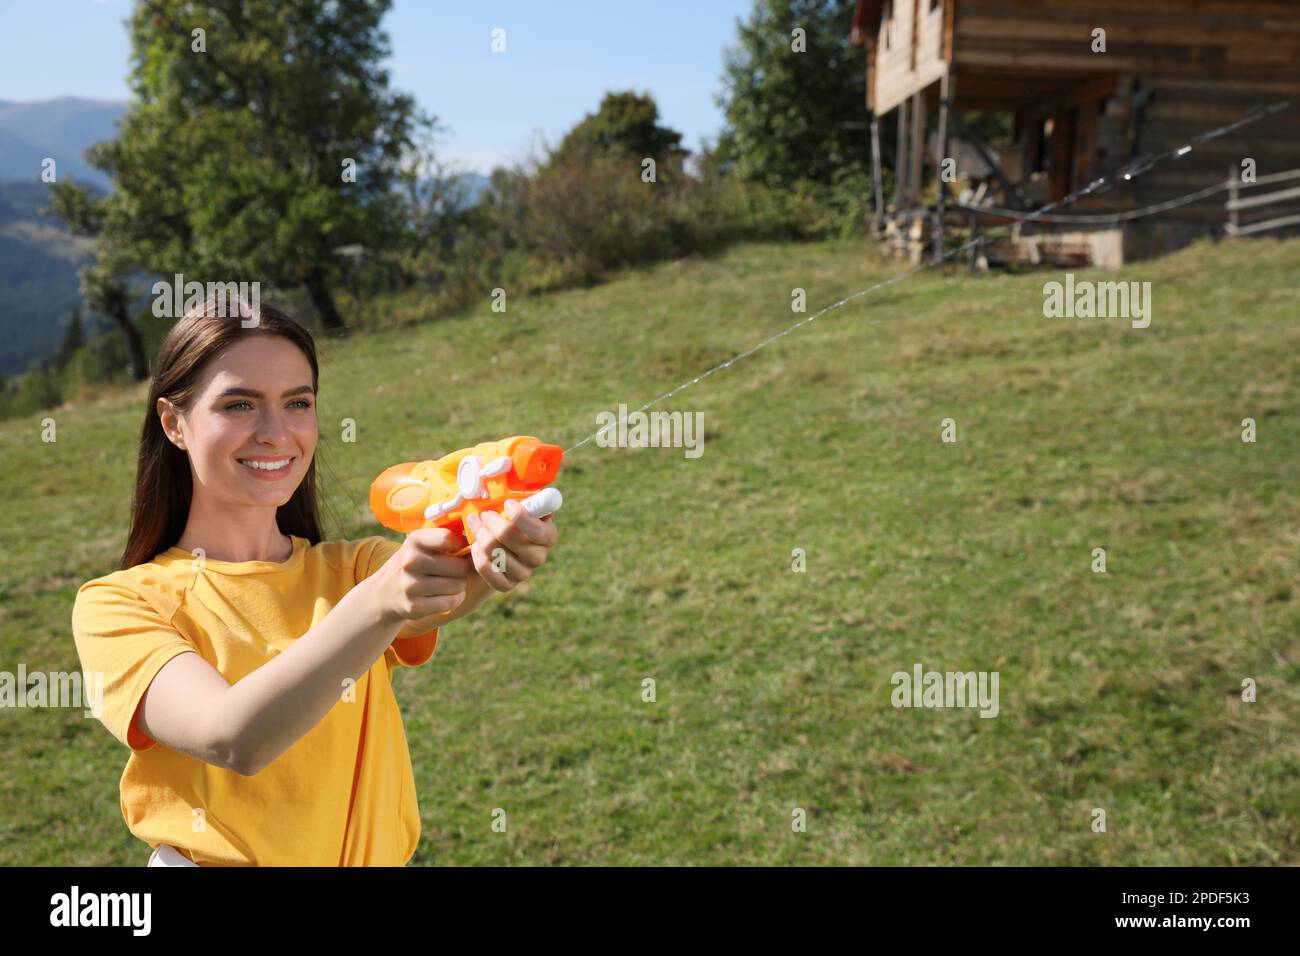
253;406;293;446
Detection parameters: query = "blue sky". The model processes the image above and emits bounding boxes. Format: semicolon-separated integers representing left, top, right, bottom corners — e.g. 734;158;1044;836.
0;0;756;173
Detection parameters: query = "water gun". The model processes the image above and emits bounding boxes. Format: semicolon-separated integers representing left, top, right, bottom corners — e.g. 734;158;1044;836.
370;436;564;556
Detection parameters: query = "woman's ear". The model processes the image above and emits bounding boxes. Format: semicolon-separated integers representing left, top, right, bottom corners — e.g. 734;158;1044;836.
156;397;187;450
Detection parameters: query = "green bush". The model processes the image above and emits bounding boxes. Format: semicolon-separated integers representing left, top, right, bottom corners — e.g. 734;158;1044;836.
507;149;685;286
62;337;130;395
706;167;878;242
380;116;886;322
0;366;63;419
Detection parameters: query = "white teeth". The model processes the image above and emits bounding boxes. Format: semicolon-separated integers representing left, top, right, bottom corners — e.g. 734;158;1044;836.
240;459;291;471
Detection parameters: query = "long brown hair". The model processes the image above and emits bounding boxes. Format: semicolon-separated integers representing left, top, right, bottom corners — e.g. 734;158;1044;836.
120;299;325;569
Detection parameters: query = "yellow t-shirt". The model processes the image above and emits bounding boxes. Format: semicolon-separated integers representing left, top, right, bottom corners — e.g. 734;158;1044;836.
70;534;438;867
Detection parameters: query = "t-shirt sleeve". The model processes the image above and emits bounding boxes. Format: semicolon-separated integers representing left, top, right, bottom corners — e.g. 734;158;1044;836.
71;579;198;752
354;535;402;585
354;536;440;669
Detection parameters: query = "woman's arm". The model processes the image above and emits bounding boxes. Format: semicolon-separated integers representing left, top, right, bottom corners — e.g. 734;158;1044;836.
138;571;420;775
140;515;554;775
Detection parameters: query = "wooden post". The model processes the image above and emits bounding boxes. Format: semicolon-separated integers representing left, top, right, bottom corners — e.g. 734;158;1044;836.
1227;165;1239;236
895;99;909;213
871;114;885;231
968;210;980;272
933;73;952;265
910;90;925;213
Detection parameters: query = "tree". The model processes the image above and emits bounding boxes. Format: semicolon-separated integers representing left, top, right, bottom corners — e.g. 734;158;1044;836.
550;92;688;169
54;305;86;371
60;0;428;333
714;0;868;189
47;183;151;381
390;122;477;290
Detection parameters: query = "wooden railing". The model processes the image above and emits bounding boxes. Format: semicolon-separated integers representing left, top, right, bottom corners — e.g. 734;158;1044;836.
1226;168;1300;237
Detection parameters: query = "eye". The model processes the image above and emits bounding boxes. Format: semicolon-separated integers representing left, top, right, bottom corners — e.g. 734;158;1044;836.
223;398;314;411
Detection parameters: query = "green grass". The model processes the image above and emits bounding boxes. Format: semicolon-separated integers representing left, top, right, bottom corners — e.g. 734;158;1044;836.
1;236;1297;865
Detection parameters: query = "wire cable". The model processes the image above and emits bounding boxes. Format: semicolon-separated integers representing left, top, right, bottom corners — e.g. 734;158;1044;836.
564;101;1291;454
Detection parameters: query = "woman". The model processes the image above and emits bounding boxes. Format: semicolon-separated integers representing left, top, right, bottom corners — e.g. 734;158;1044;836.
71;299;558;866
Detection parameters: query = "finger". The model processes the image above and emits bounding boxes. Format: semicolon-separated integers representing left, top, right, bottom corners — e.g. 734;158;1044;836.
502;499;559;547
475;509;548;570
470;532;529;592
408;572;468;597
407;526;469;555
403;566;468;615
481;504;555;555
407;551;472;579
408;588;466;618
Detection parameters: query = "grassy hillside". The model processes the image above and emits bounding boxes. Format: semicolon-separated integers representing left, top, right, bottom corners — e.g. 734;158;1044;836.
1;236;1296;865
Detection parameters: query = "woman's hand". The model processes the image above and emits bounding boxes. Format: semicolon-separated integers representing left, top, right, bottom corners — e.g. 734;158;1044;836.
464;500;559;592
370;527;472;626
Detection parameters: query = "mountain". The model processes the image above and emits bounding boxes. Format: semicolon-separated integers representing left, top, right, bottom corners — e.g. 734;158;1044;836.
0;97;127;190
0;181;96;378
0;98;125;377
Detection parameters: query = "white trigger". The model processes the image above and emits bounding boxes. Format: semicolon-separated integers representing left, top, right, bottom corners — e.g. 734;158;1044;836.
424;493;463;519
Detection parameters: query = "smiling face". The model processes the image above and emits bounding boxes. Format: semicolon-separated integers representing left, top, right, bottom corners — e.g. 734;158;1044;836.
158;334;318;513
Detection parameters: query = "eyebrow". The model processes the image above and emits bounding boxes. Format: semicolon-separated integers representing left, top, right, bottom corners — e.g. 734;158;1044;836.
215;385;316;399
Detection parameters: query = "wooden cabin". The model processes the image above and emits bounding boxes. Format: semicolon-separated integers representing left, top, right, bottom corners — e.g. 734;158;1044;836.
849;0;1300;266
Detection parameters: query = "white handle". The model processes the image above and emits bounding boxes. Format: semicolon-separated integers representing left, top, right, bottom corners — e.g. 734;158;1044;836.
520;487;563;518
